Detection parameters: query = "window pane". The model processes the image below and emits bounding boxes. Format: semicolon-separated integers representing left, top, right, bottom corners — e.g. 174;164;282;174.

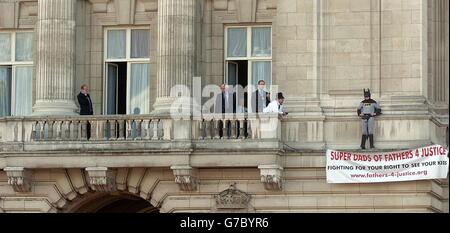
107;30;126;59
0;33;11;62
252;61;271;89
14;66;33;116
15;32;34;61
0;66;12;117
131;29;149;58
227;28;247;57
252;27;271;57
130;63;149;114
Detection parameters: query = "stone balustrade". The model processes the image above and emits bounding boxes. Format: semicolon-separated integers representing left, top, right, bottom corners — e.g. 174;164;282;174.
0;113;282;144
197;113;282;140
0;115;172;143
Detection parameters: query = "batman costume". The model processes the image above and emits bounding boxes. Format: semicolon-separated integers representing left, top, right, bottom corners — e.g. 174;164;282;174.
357;89;381;149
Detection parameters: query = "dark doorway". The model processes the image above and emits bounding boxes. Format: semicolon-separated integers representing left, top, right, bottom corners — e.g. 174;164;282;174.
227;60;248;109
106;62;127;115
227;60;248;89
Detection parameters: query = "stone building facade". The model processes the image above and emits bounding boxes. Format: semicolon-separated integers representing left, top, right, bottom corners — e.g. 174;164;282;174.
0;0;448;213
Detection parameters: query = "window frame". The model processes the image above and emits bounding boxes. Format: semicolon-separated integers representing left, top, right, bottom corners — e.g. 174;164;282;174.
103;27;151;115
224;25;273;93
224;25;272;61
0;30;34;117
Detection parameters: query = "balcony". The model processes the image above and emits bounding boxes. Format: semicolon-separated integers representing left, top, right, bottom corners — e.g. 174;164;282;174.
0;114;284;168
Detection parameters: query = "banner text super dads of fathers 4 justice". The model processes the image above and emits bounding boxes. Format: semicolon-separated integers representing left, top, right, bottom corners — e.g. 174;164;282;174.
326;145;449;183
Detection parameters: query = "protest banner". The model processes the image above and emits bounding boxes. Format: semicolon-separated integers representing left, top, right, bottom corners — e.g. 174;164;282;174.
326;145;449;183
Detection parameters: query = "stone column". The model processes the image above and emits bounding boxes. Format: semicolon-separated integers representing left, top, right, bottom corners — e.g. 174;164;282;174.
33;0;78;115
153;0;200;114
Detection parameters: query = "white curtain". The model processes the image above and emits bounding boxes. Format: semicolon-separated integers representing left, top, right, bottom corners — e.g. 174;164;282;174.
252;61;271;88
15;32;33;61
0;33;11;62
227;28;247;57
14;66;33;116
131;29;149;58
0;67;12;117
130;63;149;114
252;27;271;57
107;30;126;59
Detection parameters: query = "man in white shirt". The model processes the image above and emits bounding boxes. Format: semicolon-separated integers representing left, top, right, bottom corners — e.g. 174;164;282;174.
263;92;287;116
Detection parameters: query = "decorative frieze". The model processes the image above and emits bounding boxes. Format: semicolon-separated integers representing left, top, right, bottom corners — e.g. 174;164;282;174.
258;165;283;191
171;165;198;191
85;167;117;192
215;184;251;209
4;167;32;193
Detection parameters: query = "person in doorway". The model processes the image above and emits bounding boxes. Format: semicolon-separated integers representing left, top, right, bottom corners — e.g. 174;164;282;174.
357;89;381;149
77;84;93;139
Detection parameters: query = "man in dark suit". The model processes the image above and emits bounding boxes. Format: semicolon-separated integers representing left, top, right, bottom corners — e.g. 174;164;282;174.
77;84;93;139
77;84;93;116
214;84;235;138
251;80;271;113
214;84;235;114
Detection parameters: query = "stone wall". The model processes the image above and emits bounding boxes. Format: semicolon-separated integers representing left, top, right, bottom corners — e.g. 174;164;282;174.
0;167;448;213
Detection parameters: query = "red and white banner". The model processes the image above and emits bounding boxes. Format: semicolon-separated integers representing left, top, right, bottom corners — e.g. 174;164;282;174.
326;145;449;183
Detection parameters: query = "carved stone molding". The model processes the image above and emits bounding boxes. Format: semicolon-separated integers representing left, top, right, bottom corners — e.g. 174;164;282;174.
0;2;18;28
85;167;117;192
140;0;158;12
213;0;276;12
236;0;257;22
115;0;136;24
258;165;283;191
20;1;38;17
88;0;111;13
215;183;251;209
171;165;198;191
4;167;32;193
213;0;228;10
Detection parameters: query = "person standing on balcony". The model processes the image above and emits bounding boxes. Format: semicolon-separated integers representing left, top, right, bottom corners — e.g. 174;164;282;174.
251;80;271;113
77;84;93;116
357;89;381;150
214;84;236;138
263;92;287;116
77;84;93;139
214;84;235;114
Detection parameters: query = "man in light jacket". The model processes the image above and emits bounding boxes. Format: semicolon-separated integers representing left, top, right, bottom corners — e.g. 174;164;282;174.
263;92;287;116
